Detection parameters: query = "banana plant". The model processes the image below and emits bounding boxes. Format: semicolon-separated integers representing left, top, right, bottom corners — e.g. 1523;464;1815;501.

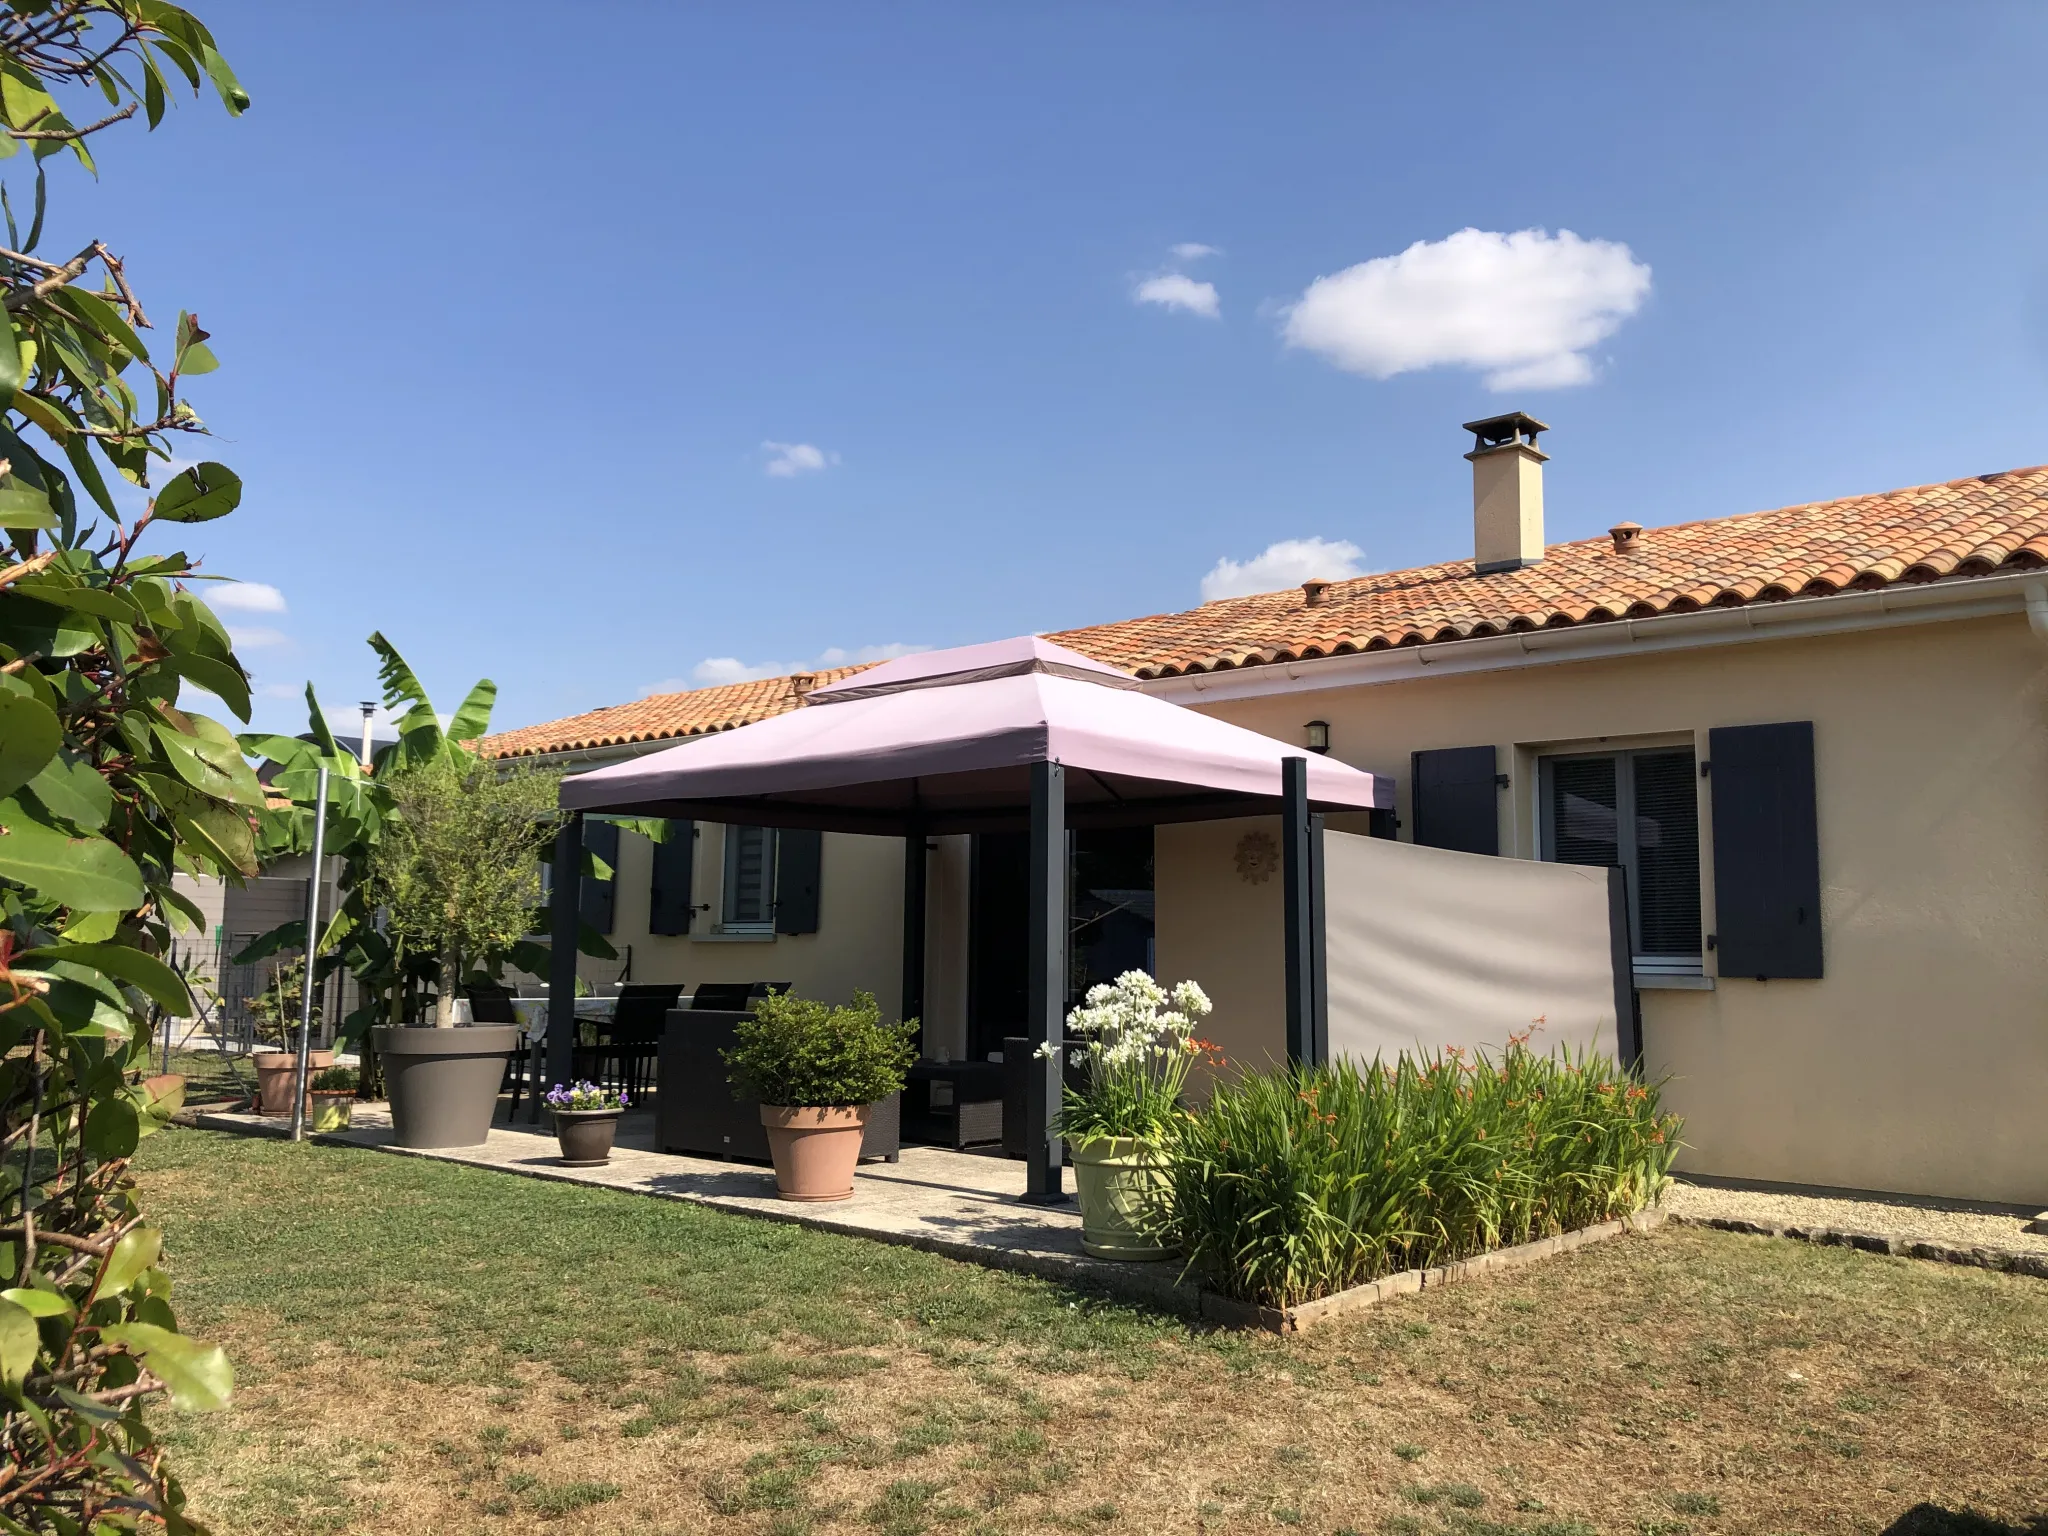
237;635;615;1055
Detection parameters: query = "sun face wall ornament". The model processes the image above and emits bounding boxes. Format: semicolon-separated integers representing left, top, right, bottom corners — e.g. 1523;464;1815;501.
1234;830;1280;885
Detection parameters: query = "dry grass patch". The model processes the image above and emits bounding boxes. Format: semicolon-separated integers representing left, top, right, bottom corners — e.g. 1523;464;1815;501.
133;1130;2048;1535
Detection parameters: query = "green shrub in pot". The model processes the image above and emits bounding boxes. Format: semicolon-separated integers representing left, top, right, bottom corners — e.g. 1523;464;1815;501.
723;990;918;1109
723;990;916;1202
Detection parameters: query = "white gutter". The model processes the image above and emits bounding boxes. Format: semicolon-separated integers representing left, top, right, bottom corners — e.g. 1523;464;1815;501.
1142;568;2048;705
2024;579;2048;645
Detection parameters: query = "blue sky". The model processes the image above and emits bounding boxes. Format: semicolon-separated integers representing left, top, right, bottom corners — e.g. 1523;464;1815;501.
56;3;2048;735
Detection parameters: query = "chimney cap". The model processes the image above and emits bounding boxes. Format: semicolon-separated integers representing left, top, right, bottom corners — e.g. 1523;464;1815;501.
1462;411;1550;454
1608;521;1642;554
789;672;817;697
1301;578;1333;607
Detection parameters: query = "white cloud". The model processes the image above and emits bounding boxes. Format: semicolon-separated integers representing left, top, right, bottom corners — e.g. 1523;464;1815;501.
226;625;291;651
1133;272;1221;319
205;580;287;614
645;642;930;695
1200;537;1366;602
1170;242;1221;262
1282;227;1652;391
761;441;839;478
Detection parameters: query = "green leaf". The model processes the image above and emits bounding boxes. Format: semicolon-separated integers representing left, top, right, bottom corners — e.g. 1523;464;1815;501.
237;733;317;772
148;721;266;807
0;310;21;405
367;631;439;735
142;51;166;128
0;797;145;911
16;943;191;1017
0;1296;37;1391
0;593;97;657
58;433;120;523
303;681;341;756
26;749;112;830
165;651;251;723
0;691;59;798
99;1322;231;1410
98;1226;161;1297
10;580;143;626
198;44;250;115
0;1287;70;1319
0;482;55;529
83;1095;139;1159
228;921;302;966
446;679;497;750
150;462;240;523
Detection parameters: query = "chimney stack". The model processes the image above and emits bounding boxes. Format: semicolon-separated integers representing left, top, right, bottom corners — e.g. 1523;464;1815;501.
1463;411;1549;574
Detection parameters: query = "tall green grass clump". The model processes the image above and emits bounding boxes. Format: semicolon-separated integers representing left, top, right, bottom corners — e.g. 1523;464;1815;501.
1157;1041;1681;1308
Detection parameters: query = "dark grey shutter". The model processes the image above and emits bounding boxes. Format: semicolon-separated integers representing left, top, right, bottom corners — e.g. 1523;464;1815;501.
648;819;694;935
1411;745;1499;855
1709;722;1821;979
580;818;618;936
774;829;823;935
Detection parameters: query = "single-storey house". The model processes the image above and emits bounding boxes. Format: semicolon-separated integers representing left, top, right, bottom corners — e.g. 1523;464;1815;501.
485;414;2048;1208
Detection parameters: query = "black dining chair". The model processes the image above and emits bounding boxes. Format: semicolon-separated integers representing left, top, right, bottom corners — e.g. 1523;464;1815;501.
470;982;535;1121
601;983;683;1101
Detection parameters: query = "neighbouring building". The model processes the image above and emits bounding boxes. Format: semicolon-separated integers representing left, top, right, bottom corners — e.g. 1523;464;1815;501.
484;415;2048;1208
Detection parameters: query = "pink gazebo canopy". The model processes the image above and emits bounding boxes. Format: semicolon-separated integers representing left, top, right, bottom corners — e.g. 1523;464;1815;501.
560;635;1392;833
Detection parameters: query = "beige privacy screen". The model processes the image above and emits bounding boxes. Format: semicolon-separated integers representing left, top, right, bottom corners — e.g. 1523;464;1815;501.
1323;831;1621;1065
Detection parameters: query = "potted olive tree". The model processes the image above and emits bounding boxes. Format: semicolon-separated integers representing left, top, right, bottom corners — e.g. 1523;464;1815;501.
724;990;916;1201
1048;971;1215;1260
367;754;561;1148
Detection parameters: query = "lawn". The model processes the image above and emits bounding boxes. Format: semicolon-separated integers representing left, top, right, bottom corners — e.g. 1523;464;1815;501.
130;1130;2047;1536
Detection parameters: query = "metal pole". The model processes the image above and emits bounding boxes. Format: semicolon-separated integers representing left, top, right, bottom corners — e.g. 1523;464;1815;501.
1024;759;1067;1203
289;763;330;1142
901;810;927;1050
1282;756;1317;1067
546;812;583;1095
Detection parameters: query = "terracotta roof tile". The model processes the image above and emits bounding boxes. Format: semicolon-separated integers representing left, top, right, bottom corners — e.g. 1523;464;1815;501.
482;666;870;760
483;462;2048;757
1050;464;2048;677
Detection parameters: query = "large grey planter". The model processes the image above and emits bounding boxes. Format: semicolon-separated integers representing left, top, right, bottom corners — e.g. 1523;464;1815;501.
373;1025;519;1148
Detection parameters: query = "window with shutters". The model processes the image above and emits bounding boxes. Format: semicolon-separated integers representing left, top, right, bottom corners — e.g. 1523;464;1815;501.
1539;747;1702;976
720;825;778;932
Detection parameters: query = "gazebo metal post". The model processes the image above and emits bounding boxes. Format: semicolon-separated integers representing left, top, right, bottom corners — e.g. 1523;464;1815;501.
1282;757;1327;1066
545;811;583;1096
901;809;927;1049
1024;758;1067;1202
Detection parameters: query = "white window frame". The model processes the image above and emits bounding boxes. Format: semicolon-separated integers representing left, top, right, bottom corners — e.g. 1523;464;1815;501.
1536;744;1706;983
718;824;779;934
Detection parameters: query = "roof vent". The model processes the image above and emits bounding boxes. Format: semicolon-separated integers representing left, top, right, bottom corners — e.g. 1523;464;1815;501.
789;673;817;699
1301;579;1332;607
1609;521;1642;554
1463;411;1549;575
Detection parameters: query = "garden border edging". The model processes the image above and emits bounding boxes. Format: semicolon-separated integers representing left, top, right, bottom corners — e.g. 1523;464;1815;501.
1665;1213;2048;1279
1197;1208;1669;1334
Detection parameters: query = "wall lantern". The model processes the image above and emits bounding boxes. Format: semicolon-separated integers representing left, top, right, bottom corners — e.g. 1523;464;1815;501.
1305;720;1331;754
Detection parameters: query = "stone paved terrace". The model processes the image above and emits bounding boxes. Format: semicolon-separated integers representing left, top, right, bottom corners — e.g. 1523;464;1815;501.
191;1105;1196;1311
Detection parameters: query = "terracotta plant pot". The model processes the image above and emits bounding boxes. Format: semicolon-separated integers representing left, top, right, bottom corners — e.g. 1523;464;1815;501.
553;1107;622;1167
760;1104;870;1202
373;1025;520;1148
1071;1135;1172;1261
253;1049;334;1116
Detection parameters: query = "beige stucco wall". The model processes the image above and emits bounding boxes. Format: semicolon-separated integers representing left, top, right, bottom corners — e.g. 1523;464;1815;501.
586;825;910;1021
1189;612;2048;1207
1154;817;1287;1084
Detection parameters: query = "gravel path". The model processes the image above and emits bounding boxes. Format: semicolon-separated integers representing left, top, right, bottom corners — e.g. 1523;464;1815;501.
1664;1179;2048;1256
